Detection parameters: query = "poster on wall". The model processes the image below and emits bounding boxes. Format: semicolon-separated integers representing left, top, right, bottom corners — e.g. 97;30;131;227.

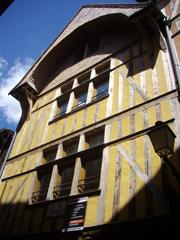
62;196;88;232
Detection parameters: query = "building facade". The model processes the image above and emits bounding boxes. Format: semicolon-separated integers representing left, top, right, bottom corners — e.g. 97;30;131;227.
0;129;14;174
0;1;180;239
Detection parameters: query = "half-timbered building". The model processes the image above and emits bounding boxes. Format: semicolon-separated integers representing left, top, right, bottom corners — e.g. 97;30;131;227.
0;1;179;239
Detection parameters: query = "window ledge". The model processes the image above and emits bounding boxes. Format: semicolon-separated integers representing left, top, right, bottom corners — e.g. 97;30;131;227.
27;189;101;207
49;93;109;124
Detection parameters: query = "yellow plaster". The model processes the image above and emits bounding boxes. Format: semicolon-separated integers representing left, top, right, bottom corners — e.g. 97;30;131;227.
110;120;118;142
122;69;130;112
84;196;98;226
51;119;64;140
97;99;107;122
147;106;156;127
64;114;75;136
21;109;41;153
30;105;51;149
3;162;12;179
135;136;146;218
104;146;116;223
112;68;119;114
0;180;11;205
156;51;168;95
6;175;31;234
160;100;171;121
135;111;143;132
75;110;84;131
85;105;96;126
0;181;6;202
118;142;131;221
121;116;130;138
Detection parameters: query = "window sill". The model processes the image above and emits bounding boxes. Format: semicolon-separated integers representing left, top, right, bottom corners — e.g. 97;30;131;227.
27;189;101;207
49;93;109;124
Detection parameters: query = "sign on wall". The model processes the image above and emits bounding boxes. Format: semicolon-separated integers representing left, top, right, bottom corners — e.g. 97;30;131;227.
62;196;88;232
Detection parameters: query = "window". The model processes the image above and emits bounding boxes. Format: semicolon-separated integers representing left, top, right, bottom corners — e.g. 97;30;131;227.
57;99;68;117
43;145;58;163
78;152;102;193
73;90;87;110
78;128;104;193
86;128;104;148
92;61;110;101
53;138;78;199
31;169;52;203
63;138;79;156
93;78;109;101
53;163;75;198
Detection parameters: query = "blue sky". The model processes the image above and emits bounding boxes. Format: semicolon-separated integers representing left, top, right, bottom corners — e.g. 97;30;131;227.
0;0;135;131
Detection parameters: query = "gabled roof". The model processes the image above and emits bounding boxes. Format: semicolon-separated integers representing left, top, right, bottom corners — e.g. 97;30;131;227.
9;3;149;97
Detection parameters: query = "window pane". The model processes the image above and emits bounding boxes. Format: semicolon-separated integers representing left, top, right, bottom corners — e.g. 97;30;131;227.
33;171;52;202
59;165;74;196
60;101;68;115
96;80;109;96
77;91;87;106
40;172;51;191
44;146;57;162
64;140;78;156
84;156;102;191
87;129;104;148
78;152;102;193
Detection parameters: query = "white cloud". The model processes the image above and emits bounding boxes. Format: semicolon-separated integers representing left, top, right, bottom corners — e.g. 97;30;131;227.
0;57;8;70
0;57;34;124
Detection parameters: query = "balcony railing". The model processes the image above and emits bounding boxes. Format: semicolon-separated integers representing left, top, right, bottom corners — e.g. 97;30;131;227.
31;189;48;203
78;175;100;193
53;182;72;198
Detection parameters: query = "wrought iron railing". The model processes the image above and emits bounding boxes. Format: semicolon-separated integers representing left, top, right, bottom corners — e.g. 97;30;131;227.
31;189;48;203
78;175;100;193
53;182;72;198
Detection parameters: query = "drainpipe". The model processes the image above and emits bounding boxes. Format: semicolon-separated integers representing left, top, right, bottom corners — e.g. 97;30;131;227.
164;18;180;100
136;1;180;99
0;131;17;181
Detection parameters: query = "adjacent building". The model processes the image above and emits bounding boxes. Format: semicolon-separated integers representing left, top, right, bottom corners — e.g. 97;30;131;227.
0;128;13;173
0;1;179;239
